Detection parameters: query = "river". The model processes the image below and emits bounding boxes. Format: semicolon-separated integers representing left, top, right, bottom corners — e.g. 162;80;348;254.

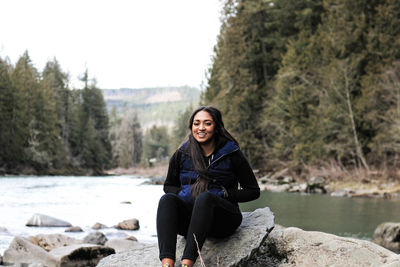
1;175;400;255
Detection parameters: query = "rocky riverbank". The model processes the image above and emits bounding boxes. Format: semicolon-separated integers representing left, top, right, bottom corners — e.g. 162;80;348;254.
2;209;400;266
0;214;140;266
122;164;400;200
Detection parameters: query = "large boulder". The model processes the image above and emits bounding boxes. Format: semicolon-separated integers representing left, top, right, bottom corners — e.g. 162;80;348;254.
306;176;327;194
373;222;400;253
252;226;400;266
83;231;108;245
115;218;140;230
49;244;115;267
28;233;82;251
26;213;72;227
105;239;142;253
2;236;58;266
97;207;275;266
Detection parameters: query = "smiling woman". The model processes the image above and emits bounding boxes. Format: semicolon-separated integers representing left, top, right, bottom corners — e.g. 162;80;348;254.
191;110;215;149
156;106;260;267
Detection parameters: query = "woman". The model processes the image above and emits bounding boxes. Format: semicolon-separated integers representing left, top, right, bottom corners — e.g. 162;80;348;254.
157;106;260;267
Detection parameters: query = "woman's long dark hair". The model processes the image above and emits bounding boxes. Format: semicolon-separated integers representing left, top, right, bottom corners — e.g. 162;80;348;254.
186;106;238;198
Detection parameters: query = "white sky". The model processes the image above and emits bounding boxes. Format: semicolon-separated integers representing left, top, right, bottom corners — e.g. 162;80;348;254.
0;0;222;89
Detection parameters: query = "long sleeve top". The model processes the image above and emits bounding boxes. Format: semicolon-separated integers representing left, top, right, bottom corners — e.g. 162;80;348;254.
163;148;260;203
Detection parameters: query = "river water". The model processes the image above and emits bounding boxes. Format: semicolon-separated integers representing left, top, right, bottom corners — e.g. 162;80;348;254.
1;175;400;255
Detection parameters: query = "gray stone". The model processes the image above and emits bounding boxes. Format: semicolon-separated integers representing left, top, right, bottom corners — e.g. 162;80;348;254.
288;183;307;193
83;231;108;245
64;226;84;232
279;176;296;184
270;168;290;180
105;239;142;253
255;226;400;266
141;177;165;185
28;233;82;251
331;189;354;197
306;176;327;194
125;235;138;241
115;218;140;230
92;222;108;229
25;213;72;227
373;222;400;253
49;244;115;267
0;226;8;232
3;236;58;266
97;207;275;267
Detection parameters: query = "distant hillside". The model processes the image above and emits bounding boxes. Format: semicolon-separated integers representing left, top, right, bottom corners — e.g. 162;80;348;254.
102;86;201;129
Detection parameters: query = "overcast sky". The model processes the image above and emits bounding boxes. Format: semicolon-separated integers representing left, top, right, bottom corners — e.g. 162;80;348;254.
0;0;222;89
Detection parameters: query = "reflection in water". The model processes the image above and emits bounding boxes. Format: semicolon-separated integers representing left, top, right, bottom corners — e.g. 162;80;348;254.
240;191;400;240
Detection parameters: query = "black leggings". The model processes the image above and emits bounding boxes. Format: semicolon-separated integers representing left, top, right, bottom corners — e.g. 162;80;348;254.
156;192;242;262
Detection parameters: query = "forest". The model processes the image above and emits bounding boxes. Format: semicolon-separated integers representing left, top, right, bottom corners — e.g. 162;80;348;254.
202;0;400;178
1;0;400;178
0;51;192;175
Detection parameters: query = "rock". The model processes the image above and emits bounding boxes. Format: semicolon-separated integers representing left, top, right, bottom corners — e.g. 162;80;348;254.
28;233;82;251
252;226;400;266
0;226;8;232
278;176;296;184
105;238;141;253
65;226;84;232
288;183;307;193
92;222;108;229
3;236;58;266
49;244;115;266
306;176;327;194
373;222;400;253
331;189;354;197
125;235;138;241
26;213;72;227
120;201;132;204
141;176;165;185
83;231;108;245
116;218;140;230
270;168;290;180
97;207;275;266
260;183;291;192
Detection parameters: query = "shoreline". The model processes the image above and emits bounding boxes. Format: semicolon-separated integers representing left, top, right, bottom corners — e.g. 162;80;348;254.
105;165;400;200
2;164;399;200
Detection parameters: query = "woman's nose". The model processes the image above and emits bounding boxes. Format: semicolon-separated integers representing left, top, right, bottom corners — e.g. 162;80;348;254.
199;123;205;130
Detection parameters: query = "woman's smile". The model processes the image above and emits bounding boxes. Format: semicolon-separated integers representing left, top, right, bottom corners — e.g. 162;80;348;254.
192;111;215;144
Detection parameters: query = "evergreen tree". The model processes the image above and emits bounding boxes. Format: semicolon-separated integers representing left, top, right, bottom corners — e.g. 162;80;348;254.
0;57;20;168
10;51;40;166
172;103;193;150
42;59;70;147
142;125;170;165
79;70;112;171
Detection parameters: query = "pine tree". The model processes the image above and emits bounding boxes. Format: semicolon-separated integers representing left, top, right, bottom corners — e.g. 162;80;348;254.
42;59;70;148
79;70;112;171
10;51;41;167
0;56;20;168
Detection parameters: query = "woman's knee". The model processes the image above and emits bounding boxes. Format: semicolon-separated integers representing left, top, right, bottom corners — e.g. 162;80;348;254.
158;193;180;207
194;192;218;208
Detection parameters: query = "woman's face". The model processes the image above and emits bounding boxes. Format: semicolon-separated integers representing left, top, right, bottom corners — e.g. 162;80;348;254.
192;110;215;144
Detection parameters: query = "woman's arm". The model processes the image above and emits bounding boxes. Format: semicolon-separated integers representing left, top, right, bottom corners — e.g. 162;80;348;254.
163;150;182;194
227;150;260;202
